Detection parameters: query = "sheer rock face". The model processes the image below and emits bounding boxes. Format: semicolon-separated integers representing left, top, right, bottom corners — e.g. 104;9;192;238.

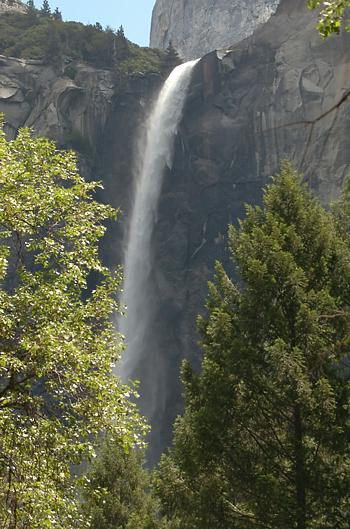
0;53;162;282
0;0;26;14
1;0;350;462
147;0;350;459
150;0;280;59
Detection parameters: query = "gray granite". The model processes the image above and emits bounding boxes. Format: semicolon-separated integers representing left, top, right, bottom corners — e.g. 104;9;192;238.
2;0;350;462
0;0;26;14
150;0;280;59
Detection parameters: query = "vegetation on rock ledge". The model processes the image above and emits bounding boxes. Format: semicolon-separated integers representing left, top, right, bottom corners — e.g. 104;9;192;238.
0;3;163;73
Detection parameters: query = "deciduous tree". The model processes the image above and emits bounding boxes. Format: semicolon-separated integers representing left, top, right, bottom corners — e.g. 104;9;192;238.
0;121;143;528
308;0;350;36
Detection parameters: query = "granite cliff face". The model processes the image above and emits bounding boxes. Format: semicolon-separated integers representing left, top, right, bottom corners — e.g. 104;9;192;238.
1;0;350;461
0;0;26;14
150;0;280;59
0;57;115;145
146;0;350;458
0;54;161;228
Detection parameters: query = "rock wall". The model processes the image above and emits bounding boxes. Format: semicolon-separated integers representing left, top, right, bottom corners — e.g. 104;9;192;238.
0;0;26;14
0;54;161;224
146;0;350;459
1;0;350;462
150;0;280;59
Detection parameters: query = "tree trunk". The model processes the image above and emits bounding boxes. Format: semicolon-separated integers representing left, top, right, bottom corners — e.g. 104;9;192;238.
294;403;306;529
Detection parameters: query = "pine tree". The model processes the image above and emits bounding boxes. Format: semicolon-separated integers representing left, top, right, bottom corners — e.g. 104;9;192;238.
83;439;164;529
156;163;350;529
26;0;36;15
40;0;51;16
160;41;182;76
114;25;129;62
52;6;62;20
44;22;62;67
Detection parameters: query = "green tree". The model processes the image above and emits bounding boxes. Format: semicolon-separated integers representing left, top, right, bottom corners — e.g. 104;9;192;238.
308;0;350;36
0;121;143;529
114;25;130;62
0;12;162;72
26;0;37;21
156;163;350;529
40;0;51;16
26;0;35;11
52;7;62;21
160;41;182;77
44;21;63;67
83;439;165;529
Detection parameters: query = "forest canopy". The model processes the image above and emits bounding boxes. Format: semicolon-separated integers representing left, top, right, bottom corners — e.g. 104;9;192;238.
0;5;163;72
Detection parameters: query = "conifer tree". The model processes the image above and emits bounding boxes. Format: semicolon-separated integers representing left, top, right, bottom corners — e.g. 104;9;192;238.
114;25;129;62
52;6;62;20
160;41;182;76
83;439;164;529
26;0;36;17
156;163;350;529
40;0;51;16
44;22;62;66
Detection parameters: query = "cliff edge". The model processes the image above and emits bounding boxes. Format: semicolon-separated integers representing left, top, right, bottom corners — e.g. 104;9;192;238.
150;0;279;59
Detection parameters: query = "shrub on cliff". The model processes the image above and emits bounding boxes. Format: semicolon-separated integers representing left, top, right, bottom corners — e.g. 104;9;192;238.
0;10;163;72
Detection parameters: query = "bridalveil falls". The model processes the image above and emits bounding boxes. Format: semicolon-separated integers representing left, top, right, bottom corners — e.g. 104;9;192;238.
120;59;199;458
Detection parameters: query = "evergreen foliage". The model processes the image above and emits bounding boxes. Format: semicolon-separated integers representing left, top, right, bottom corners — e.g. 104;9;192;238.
52;6;61;21
160;41;182;76
155;164;350;529
0;10;163;72
83;439;165;529
40;0;50;16
114;24;129;62
0;120;144;529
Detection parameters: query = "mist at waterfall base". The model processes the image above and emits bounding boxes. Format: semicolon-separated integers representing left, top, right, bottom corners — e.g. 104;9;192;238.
118;60;199;462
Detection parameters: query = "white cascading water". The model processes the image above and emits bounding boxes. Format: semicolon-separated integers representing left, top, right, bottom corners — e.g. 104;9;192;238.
120;60;199;416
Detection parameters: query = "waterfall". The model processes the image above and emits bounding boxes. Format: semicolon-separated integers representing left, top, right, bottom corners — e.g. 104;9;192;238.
120;60;199;451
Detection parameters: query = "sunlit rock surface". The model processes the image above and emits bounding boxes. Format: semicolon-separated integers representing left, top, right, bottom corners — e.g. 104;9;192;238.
150;0;280;59
0;0;26;14
1;0;350;463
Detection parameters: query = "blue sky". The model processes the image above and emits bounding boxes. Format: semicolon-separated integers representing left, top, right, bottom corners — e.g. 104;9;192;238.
33;0;155;46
